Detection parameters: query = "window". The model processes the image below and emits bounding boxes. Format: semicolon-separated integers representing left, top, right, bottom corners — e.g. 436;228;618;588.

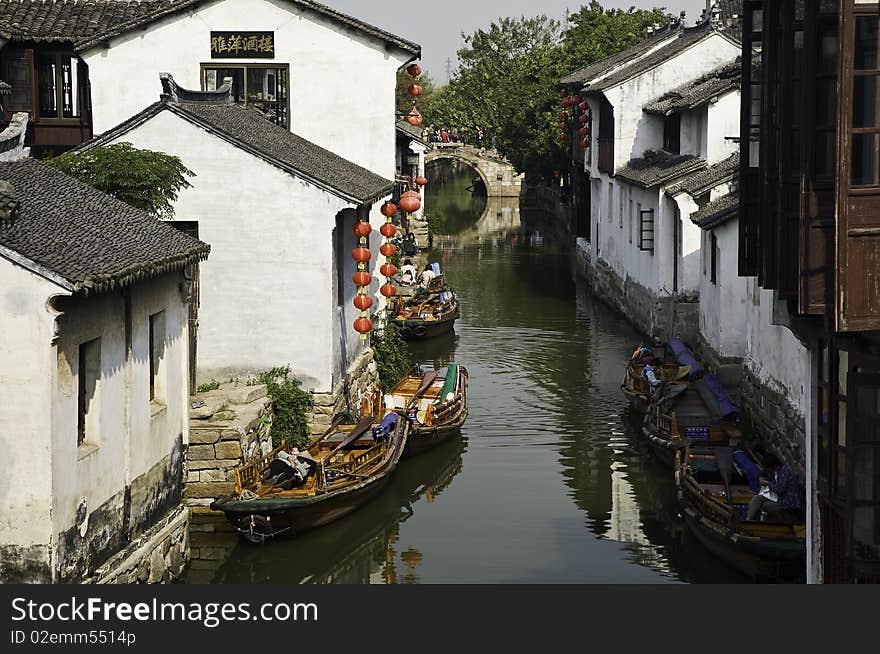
607;182;613;222
816;21;839;178
710;232;718;285
77;338;101;446
202;64;289;127
663;114;681;154
1;47;32;114
628;199;633;244
852;15;880;186
35;52;80;119
619;189;625;228
638;208;655;254
149;311;166;403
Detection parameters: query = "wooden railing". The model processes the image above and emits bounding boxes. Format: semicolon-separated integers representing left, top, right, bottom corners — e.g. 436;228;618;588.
235;440;288;493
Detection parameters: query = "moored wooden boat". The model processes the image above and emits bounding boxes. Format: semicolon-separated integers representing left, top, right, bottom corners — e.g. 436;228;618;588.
621;361;691;413
210;416;408;543
364;364;469;457
392;292;460;340
675;443;806;580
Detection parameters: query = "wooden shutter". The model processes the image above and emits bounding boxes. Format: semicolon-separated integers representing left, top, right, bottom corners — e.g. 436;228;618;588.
836;1;880;332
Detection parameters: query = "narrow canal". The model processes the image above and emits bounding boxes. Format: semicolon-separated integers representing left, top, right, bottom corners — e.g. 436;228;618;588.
189;161;747;584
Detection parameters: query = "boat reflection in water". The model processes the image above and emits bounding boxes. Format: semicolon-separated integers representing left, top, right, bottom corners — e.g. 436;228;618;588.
204;434;466;584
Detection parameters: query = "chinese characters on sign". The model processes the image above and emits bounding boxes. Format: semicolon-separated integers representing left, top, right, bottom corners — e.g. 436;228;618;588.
210;31;275;59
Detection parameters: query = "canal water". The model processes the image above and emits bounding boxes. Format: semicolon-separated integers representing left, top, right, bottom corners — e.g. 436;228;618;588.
188;161;747;584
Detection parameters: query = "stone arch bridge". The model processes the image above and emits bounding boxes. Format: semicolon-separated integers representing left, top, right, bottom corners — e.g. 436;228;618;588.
426;143;524;197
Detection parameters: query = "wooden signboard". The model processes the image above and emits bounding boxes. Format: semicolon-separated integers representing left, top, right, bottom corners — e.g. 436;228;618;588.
210;31;275;58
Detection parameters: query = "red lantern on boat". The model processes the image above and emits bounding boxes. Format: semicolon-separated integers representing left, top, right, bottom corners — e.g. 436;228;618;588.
353;271;372;287
380;284;397;298
353;221;372;237
380;263;397;278
407;63;422;77
380;242;398;257
380;202;398;217
354;294;373;311
415;176;428;187
352;247;371;262
408;84;423;97
354;317;373;334
380;223;397;238
398;192;421;213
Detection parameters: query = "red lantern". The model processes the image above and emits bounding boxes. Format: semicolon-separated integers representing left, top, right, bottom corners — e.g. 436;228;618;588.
380;242;398;257
579;114;589;124
415;176;428;186
406;107;423;127
573;96;582;104
579;127;588;137
408;84;423;97
352;247;371;262
353;271;372;287
353;221;372;237
579;101;588;111
560;89;569;98
559;133;568;142
407;63;422;77
380;263;397;277
380;223;397;238
399;192;421;213
380;284;397;298
354;294;373;311
381;202;398;217
559;112;569;121
354;317;373;334
581;139;590;148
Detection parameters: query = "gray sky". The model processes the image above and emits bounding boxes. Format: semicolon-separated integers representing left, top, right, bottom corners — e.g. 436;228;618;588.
328;1;712;82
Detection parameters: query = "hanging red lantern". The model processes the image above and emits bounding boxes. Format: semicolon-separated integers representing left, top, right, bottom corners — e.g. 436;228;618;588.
406;107;423;127
579;127;588;137
380;223;397;238
381;202;398;217
352;247;371;262
559;133;568;142
353;271;372;287
354;317;373;334
559;112;569;121
380;242;398;257
579;114;589;124
380;263;397;278
399;192;421;213
408;84;423;97
353;221;372;237
407;63;422;77
415;176;428;186
579;101;588;111
573;95;582;105
581;139;590;148
354;294;373;311
380;284;397;298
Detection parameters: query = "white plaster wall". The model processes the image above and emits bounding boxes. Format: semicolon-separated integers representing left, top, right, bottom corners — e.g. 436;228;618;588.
50;274;189;537
603;33;740;168
699;221;748;358
705;89;741;165
744;281;810;417
82;0;412;179
680;107;707;159
100;110;353;391
0;259;65;551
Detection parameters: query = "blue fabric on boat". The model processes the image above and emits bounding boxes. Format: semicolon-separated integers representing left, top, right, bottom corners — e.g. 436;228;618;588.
733;450;762;493
373;412;399;439
703;373;738;420
667;339;703;379
431;262;441;275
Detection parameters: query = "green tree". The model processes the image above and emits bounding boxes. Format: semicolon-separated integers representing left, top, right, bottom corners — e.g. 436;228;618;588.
372;323;411;391
396;68;437;117
48;142;194;218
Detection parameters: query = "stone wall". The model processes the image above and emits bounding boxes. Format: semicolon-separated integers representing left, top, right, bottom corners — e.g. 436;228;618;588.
84;505;188;584
187;384;274;507
307;348;379;437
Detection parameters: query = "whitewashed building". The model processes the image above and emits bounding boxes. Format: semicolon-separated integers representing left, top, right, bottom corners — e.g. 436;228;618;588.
396;118;431;248
0;155;209;583
564;15;741;342
84;76;394;407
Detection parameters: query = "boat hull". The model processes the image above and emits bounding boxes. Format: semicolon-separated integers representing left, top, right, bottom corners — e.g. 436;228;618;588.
396;311;459;340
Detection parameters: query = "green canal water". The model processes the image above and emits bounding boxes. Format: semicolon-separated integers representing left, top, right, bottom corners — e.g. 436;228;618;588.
188;161;747;584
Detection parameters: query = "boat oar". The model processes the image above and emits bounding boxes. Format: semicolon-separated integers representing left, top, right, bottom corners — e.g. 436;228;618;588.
406;370;439;412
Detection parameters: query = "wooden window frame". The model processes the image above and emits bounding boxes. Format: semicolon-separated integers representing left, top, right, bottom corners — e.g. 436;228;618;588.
710;231;718;285
200;63;291;129
638;208;655;254
663;114;681;155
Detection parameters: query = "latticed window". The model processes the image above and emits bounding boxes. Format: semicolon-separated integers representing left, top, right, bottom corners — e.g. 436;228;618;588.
638;208;655;254
202;64;289;128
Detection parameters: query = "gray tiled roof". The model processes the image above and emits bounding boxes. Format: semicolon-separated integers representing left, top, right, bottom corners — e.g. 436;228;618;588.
644;58;741;116
396;118;430;147
0;158;209;293
0;0;420;55
83;79;393;204
615;150;706;188
666;153;739;197
690;192;738;229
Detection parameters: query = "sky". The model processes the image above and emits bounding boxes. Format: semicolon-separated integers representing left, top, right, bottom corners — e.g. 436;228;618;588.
327;0;713;82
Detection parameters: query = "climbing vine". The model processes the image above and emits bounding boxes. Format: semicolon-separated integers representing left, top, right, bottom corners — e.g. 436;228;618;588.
372;323;411;391
256;366;313;448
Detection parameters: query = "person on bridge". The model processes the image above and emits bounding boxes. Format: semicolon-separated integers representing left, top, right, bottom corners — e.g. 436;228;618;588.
440;127;449;143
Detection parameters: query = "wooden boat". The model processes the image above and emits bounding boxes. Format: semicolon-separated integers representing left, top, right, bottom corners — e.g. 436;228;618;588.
621;361;691;413
392;290;460;340
364;364;469;457
675;443;806;580
210;416;408;544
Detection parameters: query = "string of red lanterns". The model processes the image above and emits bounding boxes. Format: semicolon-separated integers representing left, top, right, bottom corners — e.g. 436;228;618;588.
559;89;591;149
352;219;373;338
406;61;424;127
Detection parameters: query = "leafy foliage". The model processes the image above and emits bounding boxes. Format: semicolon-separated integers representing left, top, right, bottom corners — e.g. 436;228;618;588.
257;366;314;448
424;4;673;179
48;142;195;218
424;211;447;237
396;69;437;116
372;323;411;391
196;380;221;393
